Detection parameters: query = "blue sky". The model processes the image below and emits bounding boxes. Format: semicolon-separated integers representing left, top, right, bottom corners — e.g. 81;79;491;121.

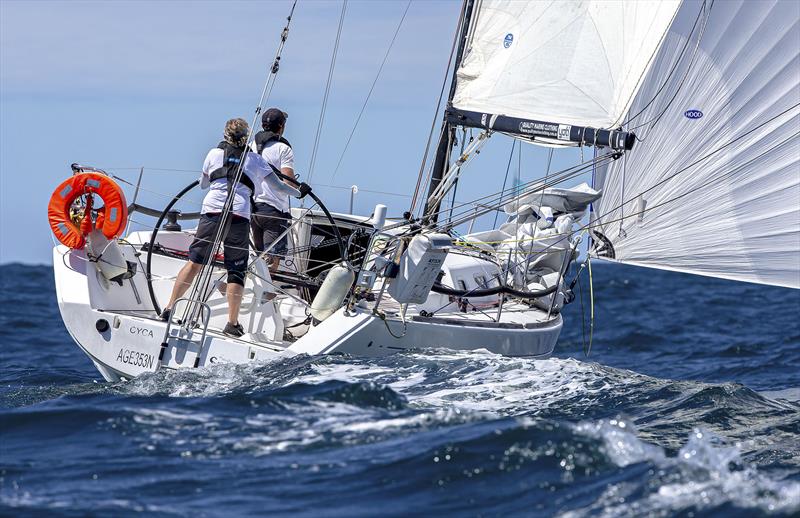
1;0;584;264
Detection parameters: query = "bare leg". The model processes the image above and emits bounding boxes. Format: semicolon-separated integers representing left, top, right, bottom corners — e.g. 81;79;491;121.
165;261;202;310
226;282;244;324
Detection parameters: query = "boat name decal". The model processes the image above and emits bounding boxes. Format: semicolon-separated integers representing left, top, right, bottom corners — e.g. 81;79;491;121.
116;348;154;369
684;109;703;119
129;326;154;338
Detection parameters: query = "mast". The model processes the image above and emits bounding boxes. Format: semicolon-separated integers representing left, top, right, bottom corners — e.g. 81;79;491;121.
423;0;475;224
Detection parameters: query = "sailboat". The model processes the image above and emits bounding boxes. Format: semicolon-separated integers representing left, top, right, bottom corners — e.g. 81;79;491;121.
50;0;799;381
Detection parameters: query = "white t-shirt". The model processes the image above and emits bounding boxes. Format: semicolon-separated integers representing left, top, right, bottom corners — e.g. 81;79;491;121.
252;140;294;213
200;148;270;219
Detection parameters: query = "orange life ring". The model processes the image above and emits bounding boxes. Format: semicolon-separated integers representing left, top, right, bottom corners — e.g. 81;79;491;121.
48;172;128;249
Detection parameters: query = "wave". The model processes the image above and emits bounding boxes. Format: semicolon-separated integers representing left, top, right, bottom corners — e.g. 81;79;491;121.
3;411;797;516
2;352;798;515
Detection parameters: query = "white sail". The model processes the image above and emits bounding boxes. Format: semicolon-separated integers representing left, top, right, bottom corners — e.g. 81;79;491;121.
591;0;800;289
451;0;681;129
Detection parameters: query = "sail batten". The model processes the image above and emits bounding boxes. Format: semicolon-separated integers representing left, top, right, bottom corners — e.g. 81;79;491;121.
591;0;800;289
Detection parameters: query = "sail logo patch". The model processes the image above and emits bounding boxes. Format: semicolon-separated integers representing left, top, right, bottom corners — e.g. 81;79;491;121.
504;33;513;48
684;109;703;119
557;124;572;141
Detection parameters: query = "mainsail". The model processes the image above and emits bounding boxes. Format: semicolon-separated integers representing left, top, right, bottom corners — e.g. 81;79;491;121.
424;0;681;219
591;0;800;289
450;0;680;146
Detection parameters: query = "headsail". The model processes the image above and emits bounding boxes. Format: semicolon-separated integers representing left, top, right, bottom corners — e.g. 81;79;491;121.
449;0;681;148
591;0;800;289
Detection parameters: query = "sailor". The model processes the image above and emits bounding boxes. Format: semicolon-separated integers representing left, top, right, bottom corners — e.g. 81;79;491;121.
250;108;299;272
161;118;301;337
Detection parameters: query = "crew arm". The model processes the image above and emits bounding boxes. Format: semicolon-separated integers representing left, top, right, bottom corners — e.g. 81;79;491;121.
264;171;301;198
279;145;296;185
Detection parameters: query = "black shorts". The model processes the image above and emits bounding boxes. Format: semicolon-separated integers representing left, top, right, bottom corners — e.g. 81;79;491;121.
251;202;290;258
188;213;249;285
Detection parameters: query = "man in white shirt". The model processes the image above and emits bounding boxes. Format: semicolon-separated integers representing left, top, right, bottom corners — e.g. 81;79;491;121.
251;108;297;272
161;118;300;338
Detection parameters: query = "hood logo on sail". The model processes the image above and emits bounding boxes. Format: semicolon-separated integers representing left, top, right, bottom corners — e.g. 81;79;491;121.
504;33;513;48
684;109;703;119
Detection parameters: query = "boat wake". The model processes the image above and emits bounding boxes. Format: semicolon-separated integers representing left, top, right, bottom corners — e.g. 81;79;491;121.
2;351;798;516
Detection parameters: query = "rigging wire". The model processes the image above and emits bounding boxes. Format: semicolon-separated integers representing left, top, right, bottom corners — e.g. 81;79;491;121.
426;130;492;210
622;0;709;127
435;106;797;266
589;102;800;235
387;151;616;235
447;128;468;224
493;140;517;228
592;129;799;238
627;0;713;136
452;102;799;266
441;126;799;276
134;0;797;330
307;0;348;183
261;0;299;108
512;112;799;266
577;271;586;353
604;1;687;130
618;152;627;235
314;183;411;198
428;153;618;232
444;154;613;228
586;256;595;356
331;0;412;181
409;0;466;215
180;0;300;327
95;114;799;322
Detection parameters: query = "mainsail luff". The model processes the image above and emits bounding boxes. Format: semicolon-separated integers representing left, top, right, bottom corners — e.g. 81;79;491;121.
592;0;800;289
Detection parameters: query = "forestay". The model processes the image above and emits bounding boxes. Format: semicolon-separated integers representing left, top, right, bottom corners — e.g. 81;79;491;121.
451;0;681;129
591;0;800;289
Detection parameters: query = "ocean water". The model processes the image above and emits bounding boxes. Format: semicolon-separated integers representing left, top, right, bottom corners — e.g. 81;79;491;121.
1;262;798;517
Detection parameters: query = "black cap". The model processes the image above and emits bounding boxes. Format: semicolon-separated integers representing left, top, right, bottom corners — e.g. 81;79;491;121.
262;108;287;130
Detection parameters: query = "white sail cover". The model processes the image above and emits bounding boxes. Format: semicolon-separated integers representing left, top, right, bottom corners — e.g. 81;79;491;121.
451;0;681;129
592;0;800;289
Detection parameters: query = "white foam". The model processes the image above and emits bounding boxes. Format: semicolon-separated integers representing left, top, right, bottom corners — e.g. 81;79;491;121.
564;421;800;517
302;354;622;417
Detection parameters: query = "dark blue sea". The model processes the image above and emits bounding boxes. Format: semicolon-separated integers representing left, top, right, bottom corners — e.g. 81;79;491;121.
1;262;798;517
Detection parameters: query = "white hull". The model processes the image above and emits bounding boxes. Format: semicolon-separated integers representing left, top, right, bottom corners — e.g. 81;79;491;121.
54;243;562;381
